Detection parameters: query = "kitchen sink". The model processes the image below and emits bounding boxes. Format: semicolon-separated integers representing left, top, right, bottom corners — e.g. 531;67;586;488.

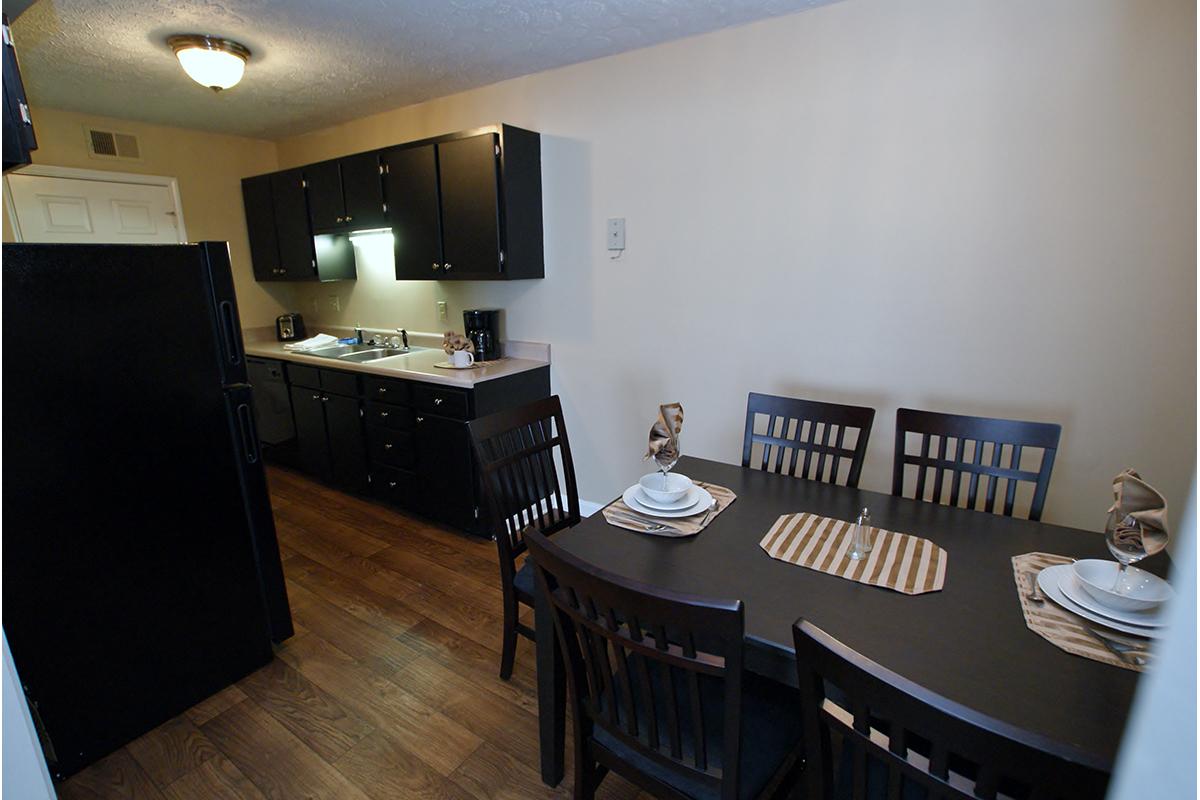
305;343;431;362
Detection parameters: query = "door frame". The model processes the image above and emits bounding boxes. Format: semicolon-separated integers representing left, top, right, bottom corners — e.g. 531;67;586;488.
3;165;188;243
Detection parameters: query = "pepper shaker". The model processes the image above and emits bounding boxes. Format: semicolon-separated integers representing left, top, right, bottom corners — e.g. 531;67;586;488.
849;507;872;561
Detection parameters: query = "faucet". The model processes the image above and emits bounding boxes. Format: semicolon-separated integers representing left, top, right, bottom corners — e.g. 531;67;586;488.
354;324;364;344
397;328;408;349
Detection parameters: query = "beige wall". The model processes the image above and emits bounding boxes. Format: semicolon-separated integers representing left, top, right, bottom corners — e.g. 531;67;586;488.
275;0;1196;532
3;107;291;327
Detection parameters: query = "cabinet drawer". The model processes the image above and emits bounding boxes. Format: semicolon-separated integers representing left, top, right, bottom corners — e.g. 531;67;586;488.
366;402;414;430
372;466;420;510
363;376;411;405
287;363;321;389
413;384;471;419
368;426;416;469
320;369;359;397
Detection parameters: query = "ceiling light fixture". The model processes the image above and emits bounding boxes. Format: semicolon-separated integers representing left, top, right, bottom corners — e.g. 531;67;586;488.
167;35;251;92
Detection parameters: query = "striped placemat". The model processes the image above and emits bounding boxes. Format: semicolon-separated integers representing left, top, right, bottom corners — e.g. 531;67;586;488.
602;482;736;537
759;512;947;595
1013;552;1153;672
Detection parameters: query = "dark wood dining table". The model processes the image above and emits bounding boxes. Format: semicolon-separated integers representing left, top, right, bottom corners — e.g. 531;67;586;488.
534;456;1167;786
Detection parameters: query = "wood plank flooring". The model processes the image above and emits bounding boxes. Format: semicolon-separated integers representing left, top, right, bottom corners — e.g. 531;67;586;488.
58;465;647;800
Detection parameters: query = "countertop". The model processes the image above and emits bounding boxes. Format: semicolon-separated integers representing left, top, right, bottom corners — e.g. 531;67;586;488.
242;327;550;389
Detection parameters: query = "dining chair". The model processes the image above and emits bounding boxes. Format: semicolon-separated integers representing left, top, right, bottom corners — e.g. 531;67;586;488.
525;528;803;800
742;392;875;488
792;619;1108;800
468;395;581;680
892;408;1061;521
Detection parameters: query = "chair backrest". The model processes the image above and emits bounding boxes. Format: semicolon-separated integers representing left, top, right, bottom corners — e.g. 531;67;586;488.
525;528;748;800
793;620;1108;800
742;392;876;488
468;396;581;572
892;408;1061;521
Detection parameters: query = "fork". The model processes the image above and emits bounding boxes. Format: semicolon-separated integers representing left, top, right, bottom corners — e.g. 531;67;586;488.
1086;627;1150;666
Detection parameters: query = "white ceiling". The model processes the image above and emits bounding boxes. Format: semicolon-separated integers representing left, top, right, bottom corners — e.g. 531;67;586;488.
11;0;837;140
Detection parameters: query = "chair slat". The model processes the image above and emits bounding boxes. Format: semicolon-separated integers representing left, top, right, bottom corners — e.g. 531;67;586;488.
913;434;931;501
1004;444;1023;517
984;441;1004;513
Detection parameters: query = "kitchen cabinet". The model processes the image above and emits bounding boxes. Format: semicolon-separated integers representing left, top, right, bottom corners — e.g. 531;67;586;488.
381;144;442;280
244;123;543;284
264;359;550;536
383;125;544;281
305;152;386;234
240;168;357;282
3;13;37;173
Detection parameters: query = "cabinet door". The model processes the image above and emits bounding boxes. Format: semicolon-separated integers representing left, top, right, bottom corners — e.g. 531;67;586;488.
290;386;331;480
340;151;386;229
382;144;443;280
305;160;345;233
271;169;316;280
413;412;477;531
242;175;281;281
437;134;502;279
324;393;368;491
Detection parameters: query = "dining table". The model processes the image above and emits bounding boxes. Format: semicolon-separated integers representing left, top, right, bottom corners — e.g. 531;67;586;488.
533;456;1169;787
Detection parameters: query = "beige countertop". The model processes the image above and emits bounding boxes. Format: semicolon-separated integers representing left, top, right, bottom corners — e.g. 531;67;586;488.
243;327;550;389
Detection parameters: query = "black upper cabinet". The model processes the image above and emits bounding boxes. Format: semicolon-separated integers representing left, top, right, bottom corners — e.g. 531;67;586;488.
437;134;502;279
2;13;37;173
241;168;356;282
305;153;386;234
241;175;281;280
382;144;443;280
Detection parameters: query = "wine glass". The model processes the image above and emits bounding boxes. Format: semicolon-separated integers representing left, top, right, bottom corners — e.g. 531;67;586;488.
1105;509;1148;594
654;439;680;490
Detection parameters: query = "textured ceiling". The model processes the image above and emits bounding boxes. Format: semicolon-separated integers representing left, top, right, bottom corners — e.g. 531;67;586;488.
12;0;838;140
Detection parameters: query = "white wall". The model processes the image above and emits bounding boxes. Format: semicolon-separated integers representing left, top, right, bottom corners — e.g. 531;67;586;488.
277;0;1195;532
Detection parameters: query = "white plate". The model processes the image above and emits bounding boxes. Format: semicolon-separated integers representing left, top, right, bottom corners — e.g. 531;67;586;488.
1058;569;1168;628
634;484;702;511
1036;565;1165;639
622;485;714;519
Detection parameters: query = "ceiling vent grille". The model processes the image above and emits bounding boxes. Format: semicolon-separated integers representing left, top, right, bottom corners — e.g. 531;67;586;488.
84;127;141;161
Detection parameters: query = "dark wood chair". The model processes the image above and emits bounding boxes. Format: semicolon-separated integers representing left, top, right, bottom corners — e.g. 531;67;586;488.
792;619;1108;800
468;395;581;680
892;408;1061;521
525;528;803;800
742;392;875;487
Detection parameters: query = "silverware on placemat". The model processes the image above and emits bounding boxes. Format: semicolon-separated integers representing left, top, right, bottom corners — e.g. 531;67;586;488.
1086;627;1149;666
1023;571;1045;605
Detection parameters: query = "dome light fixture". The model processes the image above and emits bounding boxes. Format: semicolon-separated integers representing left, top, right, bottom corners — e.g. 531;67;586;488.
167;34;251;92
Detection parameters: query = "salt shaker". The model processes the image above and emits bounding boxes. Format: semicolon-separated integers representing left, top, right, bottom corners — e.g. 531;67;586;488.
849;507;872;561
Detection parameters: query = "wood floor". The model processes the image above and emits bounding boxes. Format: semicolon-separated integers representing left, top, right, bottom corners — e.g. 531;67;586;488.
58;465;648;800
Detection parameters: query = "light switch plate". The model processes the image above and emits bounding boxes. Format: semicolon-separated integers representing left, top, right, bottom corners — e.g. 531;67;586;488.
607;218;625;251
437;300;448;321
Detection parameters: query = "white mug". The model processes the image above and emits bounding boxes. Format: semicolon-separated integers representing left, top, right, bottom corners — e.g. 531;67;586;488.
450;350;475;367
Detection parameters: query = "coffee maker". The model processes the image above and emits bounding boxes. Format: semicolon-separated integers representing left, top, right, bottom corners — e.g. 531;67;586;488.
463;309;500;361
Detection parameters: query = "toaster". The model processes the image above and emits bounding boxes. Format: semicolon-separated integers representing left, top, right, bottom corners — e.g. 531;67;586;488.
276;313;306;342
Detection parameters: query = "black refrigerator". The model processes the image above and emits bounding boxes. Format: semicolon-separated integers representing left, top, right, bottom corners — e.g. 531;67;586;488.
2;242;293;778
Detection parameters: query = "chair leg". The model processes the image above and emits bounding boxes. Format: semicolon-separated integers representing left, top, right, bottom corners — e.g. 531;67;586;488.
499;602;518;680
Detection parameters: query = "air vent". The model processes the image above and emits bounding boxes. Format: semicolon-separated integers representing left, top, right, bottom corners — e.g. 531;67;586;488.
84;127;141;161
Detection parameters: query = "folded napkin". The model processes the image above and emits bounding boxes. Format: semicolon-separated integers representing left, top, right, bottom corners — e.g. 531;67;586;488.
1108;469;1168;557
282;333;338;351
442;331;475;355
644;403;684;470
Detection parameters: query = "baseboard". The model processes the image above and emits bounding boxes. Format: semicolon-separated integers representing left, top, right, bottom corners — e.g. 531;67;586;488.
580;500;604;517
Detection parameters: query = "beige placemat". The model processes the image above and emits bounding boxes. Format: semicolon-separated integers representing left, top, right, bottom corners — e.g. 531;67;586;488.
1013;553;1153;672
602;482;736;537
759;513;947;595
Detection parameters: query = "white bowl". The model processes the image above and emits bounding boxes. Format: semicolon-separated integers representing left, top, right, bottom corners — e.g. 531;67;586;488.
638;472;692;504
1071;559;1174;613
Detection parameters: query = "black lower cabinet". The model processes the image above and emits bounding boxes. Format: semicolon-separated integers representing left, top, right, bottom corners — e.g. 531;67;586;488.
268;363;550;536
413;413;477;531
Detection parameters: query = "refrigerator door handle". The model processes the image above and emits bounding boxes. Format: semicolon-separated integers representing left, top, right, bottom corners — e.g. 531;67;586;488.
218;300;244;369
235;403;260;464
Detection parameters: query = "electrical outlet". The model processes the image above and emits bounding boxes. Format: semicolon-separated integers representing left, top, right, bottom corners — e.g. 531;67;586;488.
607;217;625;251
437;300;448;322
328;294;341;312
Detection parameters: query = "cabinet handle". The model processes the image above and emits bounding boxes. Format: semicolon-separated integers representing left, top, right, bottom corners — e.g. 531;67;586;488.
416;416;424;423
345;215;353;222
311;394;320;400
336;216;343;223
443;263;452;271
384;443;393;450
388;481;397;488
322;395;330;402
378;387;387;394
379;411;389;417
431;262;440;271
434;397;444;406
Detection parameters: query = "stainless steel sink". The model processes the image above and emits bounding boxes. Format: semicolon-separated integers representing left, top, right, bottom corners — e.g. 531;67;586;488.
304;343;430;362
338;348;412;363
305;343;379;358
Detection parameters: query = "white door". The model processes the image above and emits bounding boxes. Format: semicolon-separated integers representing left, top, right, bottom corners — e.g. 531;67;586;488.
6;173;184;244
